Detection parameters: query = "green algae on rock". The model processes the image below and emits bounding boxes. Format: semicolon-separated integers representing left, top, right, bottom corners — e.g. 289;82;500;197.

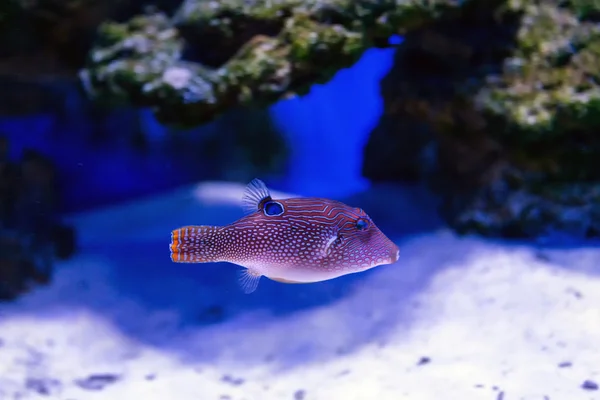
80;0;600;238
0;0;180;116
80;0;463;127
364;0;600;238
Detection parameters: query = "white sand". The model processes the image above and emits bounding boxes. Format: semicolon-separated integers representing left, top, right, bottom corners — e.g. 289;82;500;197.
0;181;599;400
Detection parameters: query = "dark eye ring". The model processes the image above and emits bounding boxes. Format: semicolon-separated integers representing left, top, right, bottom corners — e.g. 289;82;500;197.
263;200;284;216
355;218;369;230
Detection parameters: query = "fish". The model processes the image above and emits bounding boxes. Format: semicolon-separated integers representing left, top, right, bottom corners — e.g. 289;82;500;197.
170;179;399;293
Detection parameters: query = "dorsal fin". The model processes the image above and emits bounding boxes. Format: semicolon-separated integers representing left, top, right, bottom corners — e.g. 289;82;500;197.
241;178;272;214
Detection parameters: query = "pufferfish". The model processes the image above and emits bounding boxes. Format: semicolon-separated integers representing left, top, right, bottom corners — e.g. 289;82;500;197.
170;179;399;293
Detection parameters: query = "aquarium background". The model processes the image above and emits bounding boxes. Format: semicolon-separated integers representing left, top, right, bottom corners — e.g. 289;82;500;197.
0;44;397;212
0;2;600;400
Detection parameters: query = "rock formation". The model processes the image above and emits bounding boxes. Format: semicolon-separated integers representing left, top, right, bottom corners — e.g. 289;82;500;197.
79;0;459;127
0;136;76;300
364;0;600;238
1;0;598;240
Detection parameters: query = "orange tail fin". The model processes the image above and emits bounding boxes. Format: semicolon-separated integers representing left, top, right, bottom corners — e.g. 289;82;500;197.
170;225;221;263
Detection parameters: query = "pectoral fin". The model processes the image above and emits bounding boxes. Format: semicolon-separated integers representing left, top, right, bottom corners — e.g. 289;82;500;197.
323;232;341;256
237;268;262;294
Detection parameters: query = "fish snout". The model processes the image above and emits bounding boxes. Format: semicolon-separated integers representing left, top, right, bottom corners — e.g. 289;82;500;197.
386;239;400;264
373;231;399;265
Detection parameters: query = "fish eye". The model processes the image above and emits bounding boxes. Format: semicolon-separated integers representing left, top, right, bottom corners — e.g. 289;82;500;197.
263;200;284;216
355;218;369;231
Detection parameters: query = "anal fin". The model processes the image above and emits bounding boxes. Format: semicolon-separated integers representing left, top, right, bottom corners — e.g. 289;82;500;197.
237;268;262;294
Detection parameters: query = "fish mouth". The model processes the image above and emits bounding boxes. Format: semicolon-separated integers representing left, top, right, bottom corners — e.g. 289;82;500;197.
363;248;399;270
378;242;400;266
382;248;399;266
391;247;400;263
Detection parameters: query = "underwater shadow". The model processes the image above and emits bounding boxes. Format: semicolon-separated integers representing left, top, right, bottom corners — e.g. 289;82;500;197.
98;181;445;317
3;180;600;371
87;230;481;369
1;181;462;369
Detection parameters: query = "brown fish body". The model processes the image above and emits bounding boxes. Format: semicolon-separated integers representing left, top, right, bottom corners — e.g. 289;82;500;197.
170;180;399;293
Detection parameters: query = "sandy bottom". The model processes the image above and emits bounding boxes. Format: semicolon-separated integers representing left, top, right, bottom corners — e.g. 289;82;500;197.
0;181;599;400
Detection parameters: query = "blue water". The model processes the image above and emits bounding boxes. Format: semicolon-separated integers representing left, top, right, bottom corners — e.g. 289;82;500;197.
269;46;397;198
0;37;400;212
1;30;600;400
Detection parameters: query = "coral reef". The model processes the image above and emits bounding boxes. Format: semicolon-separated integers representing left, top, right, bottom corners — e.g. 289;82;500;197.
80;0;461;127
0;136;75;300
0;0;183;115
80;0;600;238
6;0;598;239
363;0;600;238
0;0;115;115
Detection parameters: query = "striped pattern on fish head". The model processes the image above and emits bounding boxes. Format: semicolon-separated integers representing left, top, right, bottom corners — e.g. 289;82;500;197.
305;199;400;274
224;179;400;282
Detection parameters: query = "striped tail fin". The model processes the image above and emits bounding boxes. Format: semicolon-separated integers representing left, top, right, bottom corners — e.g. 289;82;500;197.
170;225;221;263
